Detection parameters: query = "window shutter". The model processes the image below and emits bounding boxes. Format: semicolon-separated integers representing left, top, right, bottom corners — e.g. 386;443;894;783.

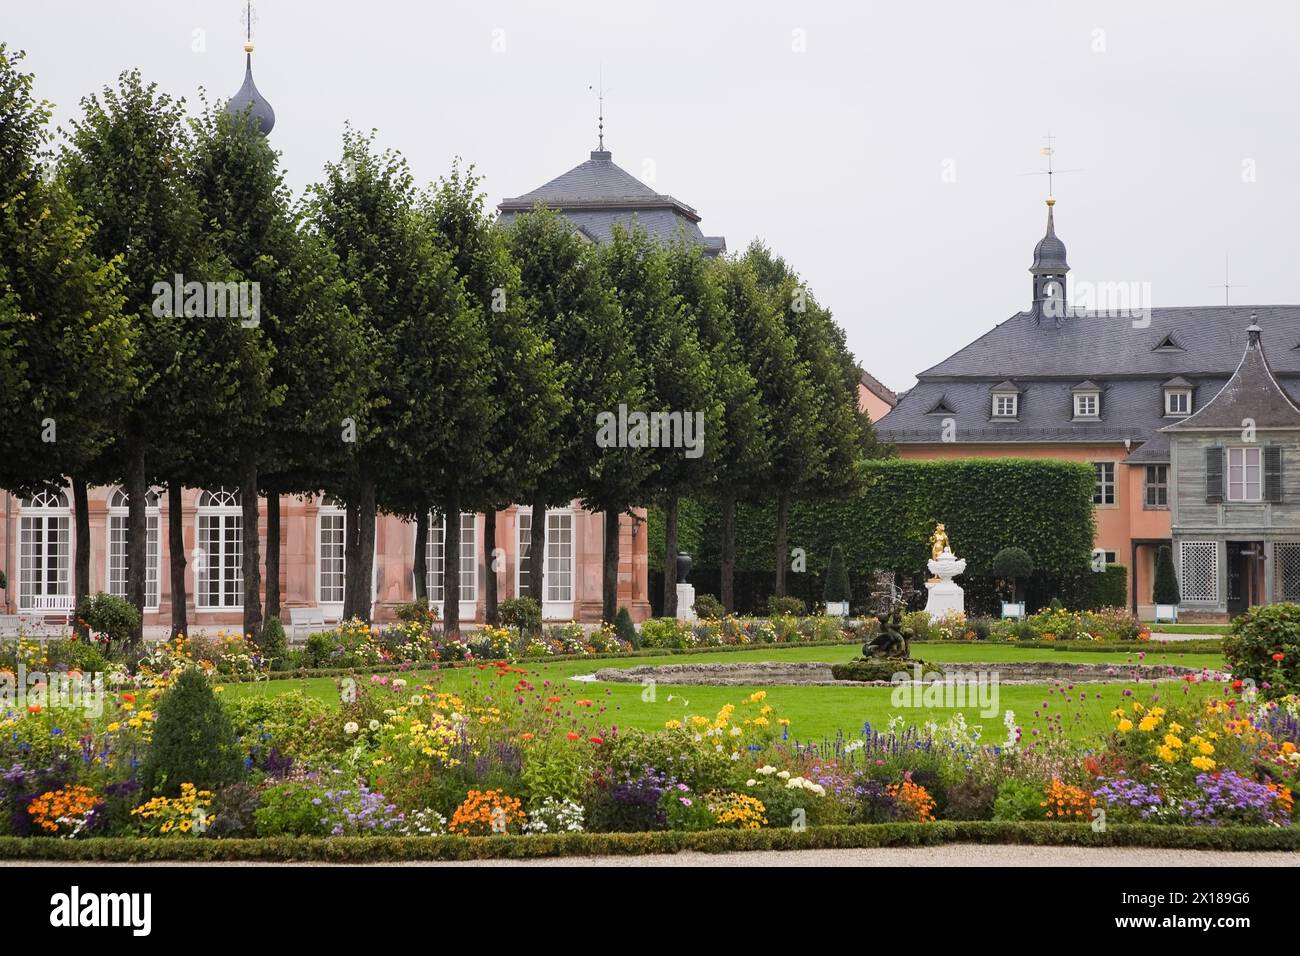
1265;445;1283;503
1205;446;1224;502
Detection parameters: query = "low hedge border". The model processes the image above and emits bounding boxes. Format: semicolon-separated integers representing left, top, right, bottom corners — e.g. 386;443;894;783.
0;822;1292;862
220;638;867;684
913;639;1224;655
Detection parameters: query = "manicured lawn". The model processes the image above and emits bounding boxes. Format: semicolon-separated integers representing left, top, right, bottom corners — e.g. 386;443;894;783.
221;643;1230;746
1150;623;1233;635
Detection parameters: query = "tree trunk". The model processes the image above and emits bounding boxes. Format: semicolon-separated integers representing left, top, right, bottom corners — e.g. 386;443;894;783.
602;508;620;623
484;509;499;625
528;492;547;605
413;506;428;600
342;496;360;620
241;458;262;643
353;474;376;624
662;495;679;617
265;492;280;623
443;493;461;636
71;476;90;638
125;446;148;650
720;494;736;613
774;491;790;597
168;481;187;637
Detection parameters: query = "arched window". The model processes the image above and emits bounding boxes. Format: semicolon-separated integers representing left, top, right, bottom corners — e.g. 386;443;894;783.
427;512;477;605
318;496;346;608
516;506;575;617
108;488;161;609
196;488;242;609
18;490;72;612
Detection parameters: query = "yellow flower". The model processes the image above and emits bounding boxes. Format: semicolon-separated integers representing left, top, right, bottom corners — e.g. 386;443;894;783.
664;719;682;730
1138;716;1159;733
213;686;225;694
1163;734;1184;749
749;691;767;703
1198;741;1215;756
106;722;121;733
1168;722;1183;734
1190;756;1216;771
1156;745;1177;763
1117;718;1134;733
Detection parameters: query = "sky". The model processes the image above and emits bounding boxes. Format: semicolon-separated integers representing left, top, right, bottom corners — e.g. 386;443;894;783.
9;0;1300;394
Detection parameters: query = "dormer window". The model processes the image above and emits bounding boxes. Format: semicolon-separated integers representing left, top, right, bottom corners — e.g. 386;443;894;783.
1071;381;1101;420
991;381;1021;420
1165;389;1191;416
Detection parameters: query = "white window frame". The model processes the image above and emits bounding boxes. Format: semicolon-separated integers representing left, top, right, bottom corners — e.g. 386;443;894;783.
108;487;161;610
1073;392;1099;418
1227;447;1262;502
992;393;1018;418
426;512;478;618
515;506;577;620
18;490;73;613
195;488;243;610
1165;389;1192;416
317;497;347;614
1092;461;1117;506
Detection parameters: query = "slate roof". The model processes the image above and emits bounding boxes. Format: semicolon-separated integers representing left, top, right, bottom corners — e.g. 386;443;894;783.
497;148;725;253
1030;202;1069;273
859;369;898;408
1162;325;1300;432
224;53;275;136
875;308;1300;451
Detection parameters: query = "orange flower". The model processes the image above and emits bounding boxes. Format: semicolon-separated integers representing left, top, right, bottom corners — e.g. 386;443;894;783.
589;736;604;744
26;705;41;714
566;732;580;741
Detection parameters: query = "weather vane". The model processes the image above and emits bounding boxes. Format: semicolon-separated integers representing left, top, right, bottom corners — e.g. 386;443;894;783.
242;1;258;43
1020;133;1082;198
1210;253;1246;305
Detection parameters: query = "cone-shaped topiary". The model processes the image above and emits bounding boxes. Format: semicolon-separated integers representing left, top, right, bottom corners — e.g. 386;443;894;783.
614;606;638;648
141;667;245;796
1153;545;1180;606
824;545;851;604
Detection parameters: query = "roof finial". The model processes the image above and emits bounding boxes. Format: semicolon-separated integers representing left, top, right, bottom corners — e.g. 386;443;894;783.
588;66;608;152
242;0;257;53
1248;313;1262;346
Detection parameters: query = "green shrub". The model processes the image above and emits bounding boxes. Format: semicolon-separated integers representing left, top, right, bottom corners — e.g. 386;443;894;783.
396;598;438;626
75;592;139;653
830;657;929;682
824;546;851;604
692;594;725;620
991;547;1034;601
613;606;638;647
1224;603;1300;698
260;616;289;671
1084;564;1128;610
993;779;1045;821
254;781;331;837
303;631;339;669
1154;546;1180;606
43;637;111;673
499;597;542;634
141;668;245;796
227;689;334;759
766;596;806;617
639;617;693;649
206;783;262;838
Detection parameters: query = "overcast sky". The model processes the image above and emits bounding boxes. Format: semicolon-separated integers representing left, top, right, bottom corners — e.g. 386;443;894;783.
10;0;1300;393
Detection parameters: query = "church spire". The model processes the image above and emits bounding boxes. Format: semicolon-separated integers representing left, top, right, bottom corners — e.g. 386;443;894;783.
1030;195;1070;323
225;2;275;136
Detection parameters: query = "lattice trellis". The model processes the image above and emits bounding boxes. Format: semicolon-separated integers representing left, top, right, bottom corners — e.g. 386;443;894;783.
1179;541;1218;603
1275;543;1300;603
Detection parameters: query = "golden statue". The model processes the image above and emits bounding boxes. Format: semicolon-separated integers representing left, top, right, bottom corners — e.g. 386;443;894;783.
930;523;950;560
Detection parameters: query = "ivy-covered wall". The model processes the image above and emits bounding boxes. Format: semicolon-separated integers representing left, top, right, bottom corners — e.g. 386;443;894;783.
649;458;1097;579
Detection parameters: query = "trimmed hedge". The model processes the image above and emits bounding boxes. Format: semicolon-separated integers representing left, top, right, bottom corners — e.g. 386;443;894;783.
0;822;1293;861
912;638;1223;655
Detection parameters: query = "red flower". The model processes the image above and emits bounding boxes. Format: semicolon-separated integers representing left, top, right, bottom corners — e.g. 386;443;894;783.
1272;652;1285;662
566;732;580;741
1232;679;1244;692
547;696;561;703
575;700;593;707
589;736;604;745
26;705;41;714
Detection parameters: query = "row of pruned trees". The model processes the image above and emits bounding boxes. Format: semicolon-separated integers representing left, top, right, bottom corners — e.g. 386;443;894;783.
0;48;884;645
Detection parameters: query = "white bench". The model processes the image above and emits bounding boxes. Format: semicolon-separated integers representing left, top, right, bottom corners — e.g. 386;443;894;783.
289;606;326;643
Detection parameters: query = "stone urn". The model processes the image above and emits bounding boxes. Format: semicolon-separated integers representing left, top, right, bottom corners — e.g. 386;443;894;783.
924;547;967;616
676;552;693;583
675;552;696;623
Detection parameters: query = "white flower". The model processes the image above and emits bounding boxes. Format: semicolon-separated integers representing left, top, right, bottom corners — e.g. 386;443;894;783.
809;784;826;797
785;775;804;789
383;709;397;716
747;779;757;786
392;679;407;689
776;770;790;780
410;695;424;706
369;719;381;731
343;721;359;735
757;765;777;776
729;726;742;737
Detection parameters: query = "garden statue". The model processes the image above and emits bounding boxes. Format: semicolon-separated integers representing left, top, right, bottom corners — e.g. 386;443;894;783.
924;523;967;617
675;552;697;623
930;523;950;561
863;605;912;659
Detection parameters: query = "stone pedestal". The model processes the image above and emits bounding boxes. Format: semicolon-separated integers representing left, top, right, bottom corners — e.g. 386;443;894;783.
924;547;967;616
676;582;697;622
